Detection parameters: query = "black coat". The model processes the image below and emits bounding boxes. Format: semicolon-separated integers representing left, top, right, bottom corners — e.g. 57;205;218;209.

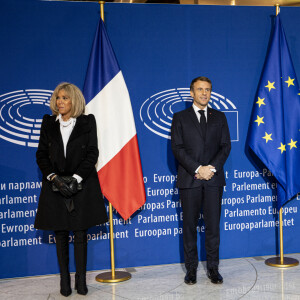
171;106;231;188
34;114;108;231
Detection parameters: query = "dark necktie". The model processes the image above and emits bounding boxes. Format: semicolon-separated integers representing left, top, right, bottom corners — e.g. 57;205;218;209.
198;110;207;140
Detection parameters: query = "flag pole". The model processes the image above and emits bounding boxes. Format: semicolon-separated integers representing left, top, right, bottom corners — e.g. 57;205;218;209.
265;207;298;267
95;1;131;283
99;0;105;21
264;6;299;268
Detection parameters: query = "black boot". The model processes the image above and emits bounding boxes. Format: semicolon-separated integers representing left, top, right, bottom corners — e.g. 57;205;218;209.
75;273;88;295
60;274;71;297
74;230;88;295
55;230;71;297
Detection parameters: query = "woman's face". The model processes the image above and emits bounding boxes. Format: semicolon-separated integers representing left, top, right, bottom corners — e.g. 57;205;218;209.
56;89;72;121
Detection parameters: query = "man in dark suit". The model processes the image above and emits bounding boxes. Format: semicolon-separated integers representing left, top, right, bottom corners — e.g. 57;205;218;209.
171;76;231;285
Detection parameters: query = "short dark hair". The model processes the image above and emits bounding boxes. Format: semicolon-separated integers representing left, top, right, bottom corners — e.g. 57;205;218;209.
190;76;212;91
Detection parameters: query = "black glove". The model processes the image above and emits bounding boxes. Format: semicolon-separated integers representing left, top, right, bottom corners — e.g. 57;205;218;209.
68;177;78;195
52;175;73;198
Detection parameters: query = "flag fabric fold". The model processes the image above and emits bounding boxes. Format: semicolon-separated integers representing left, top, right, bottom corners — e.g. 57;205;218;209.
83;19;146;220
247;15;300;209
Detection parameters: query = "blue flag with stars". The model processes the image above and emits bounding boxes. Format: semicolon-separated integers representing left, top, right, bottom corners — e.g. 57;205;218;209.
248;15;300;209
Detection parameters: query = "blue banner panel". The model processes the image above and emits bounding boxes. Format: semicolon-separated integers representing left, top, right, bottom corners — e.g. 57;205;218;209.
0;0;299;279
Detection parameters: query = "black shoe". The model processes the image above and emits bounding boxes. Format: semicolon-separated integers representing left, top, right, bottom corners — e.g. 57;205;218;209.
75;273;88;295
60;273;72;297
184;269;197;285
207;268;223;284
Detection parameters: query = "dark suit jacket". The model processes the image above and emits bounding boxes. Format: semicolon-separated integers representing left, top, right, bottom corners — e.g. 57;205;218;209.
34;114;108;231
171;106;231;189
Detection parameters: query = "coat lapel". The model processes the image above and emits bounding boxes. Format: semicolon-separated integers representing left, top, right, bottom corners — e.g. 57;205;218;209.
47;116;63;145
207;107;214;125
206;107;218;137
68;115;90;143
46;116;66;165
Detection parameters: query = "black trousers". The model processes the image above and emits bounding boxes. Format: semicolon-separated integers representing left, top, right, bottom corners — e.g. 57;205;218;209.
180;184;223;270
55;230;87;275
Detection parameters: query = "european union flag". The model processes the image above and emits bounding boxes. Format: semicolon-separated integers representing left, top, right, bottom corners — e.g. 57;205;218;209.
248;15;300;209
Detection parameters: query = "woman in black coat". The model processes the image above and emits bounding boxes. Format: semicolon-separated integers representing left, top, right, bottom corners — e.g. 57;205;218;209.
34;82;107;297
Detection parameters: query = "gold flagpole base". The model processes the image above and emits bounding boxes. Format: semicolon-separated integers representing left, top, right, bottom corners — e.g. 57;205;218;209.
95;271;131;283
265;257;299;268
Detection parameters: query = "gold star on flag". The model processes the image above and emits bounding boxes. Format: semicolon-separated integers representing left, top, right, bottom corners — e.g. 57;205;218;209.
256;97;266;107
278;143;286;154
254;115;264;126
285;76;295;87
288;139;297;149
262;132;272;143
265;81;275;92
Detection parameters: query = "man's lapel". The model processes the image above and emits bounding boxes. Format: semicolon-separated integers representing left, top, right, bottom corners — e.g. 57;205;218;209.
206;107;218;136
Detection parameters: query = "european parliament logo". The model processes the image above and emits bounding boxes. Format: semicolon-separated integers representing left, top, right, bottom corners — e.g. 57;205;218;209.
140;88;239;141
0;89;52;147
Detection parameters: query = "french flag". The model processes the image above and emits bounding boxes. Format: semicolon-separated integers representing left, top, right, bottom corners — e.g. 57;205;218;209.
83;19;146;220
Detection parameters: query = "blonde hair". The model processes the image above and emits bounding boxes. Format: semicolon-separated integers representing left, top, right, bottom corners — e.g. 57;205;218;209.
50;82;85;118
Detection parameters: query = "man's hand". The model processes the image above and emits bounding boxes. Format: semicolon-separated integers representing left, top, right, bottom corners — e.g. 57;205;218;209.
197;165;215;181
194;173;203;180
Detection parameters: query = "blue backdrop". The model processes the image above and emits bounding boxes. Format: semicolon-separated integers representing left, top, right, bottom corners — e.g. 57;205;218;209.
0;0;299;279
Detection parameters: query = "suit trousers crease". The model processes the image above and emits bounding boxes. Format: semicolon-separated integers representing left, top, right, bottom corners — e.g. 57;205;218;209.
180;184;223;271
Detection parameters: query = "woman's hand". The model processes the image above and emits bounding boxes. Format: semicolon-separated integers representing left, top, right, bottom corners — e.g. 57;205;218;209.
68;177;78;195
52;175;73;198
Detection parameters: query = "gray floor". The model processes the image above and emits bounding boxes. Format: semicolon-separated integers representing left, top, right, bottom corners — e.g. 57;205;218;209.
1;254;300;299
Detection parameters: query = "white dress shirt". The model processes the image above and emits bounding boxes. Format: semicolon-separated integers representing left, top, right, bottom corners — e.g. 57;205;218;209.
192;103;207;123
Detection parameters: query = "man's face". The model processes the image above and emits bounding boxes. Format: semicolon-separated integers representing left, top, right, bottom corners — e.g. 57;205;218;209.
190;80;211;109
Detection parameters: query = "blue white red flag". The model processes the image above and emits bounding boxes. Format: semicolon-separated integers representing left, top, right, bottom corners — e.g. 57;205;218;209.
83;19;146;220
